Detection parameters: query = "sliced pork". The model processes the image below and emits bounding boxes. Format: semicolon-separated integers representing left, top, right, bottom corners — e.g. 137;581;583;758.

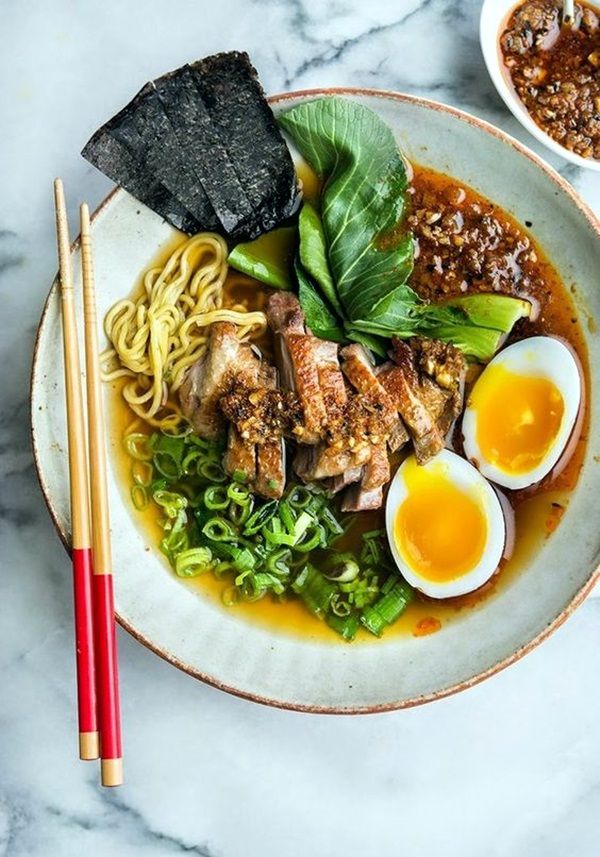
254;364;286;499
179;321;260;439
340;343;407;452
378;337;465;464
267;292;329;444
223;426;257;482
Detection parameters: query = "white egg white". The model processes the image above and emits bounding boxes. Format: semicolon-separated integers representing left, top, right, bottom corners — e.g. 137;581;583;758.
385;450;506;599
462;336;581;490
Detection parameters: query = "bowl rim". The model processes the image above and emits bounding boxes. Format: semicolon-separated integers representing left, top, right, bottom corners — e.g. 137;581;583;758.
31;86;600;714
479;0;600;172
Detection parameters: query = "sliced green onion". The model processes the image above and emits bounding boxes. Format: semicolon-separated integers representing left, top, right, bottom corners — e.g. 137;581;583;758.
222;585;239;606
197;459;227;482
181;448;203;473
227;482;251;505
243;500;278;535
131;458;153;487
124;432;153;461
153;489;188;519
175;547;213;578
263;518;297;546
203;486;229;510
320;507;344;538
266;547;292;577
323;554;360;582
292;564;336;618
292;522;325;553
202;517;237;542
130;483;148;510
278;499;296;534
228;498;252;526
326;612;360;641
361;579;414;637
152;434;186;481
330;593;351;616
287;486;313;509
160;524;189;561
232;468;248;483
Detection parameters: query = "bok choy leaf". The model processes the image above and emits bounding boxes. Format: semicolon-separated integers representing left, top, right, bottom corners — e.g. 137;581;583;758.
279;97;531;361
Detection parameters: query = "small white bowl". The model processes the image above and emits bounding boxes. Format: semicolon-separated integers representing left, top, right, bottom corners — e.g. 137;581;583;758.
480;0;600;171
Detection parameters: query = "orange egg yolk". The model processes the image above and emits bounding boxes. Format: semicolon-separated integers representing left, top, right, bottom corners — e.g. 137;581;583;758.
394;460;488;583
471;365;564;475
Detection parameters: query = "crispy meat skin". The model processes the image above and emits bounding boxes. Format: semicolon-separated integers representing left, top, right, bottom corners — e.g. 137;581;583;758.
179;321;261;439
267;292;330;444
254;364;286;499
361;443;391;491
223;426;257;482
379;337;465;463
340;343;407;452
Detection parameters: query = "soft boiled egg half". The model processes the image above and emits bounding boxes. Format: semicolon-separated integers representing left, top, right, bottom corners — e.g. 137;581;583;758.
462;336;581;490
386;450;506;598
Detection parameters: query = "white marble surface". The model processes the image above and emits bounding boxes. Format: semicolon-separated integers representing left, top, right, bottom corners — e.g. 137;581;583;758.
1;1;600;854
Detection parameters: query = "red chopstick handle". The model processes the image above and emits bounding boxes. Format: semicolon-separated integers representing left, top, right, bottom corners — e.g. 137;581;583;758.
72;548;98;758
93;573;123;785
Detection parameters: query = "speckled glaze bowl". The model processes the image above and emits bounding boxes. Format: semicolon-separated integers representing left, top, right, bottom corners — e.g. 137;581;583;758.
31;90;600;712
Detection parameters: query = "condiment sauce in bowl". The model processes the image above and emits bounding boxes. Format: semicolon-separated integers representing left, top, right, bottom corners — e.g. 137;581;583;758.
499;0;600;160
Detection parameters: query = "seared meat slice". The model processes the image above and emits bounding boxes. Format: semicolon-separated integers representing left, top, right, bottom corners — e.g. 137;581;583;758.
379;337;465;464
378;361;444;464
342;484;383;512
293;337;352;480
223;426;257;482
219;382;301;443
388;419;410;452
329;466;363;495
256;440;286;499
411;337;465;393
361;443;391;491
407;337;465;437
340;343;407;450
180;321;260;439
314;339;347;424
294;442;371;482
341;443;389;512
255;365;286;499
267;292;328;444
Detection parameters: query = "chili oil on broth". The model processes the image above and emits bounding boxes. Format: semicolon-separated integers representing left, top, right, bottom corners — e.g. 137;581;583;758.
107;164;589;643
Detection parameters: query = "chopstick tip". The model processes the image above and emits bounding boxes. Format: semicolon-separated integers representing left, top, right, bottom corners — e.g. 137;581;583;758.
80;202;90;231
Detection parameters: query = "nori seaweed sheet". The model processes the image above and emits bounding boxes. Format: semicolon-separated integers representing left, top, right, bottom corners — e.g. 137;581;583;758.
153;67;254;236
103;83;220;229
189;52;300;234
81;131;202;234
81;52;300;240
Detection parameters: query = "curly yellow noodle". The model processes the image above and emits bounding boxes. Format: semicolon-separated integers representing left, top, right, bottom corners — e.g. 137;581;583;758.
102;232;267;430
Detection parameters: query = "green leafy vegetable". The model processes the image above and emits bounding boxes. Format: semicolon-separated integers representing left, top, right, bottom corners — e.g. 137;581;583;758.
295;259;345;342
279;97;530;361
227;226;297;290
298;203;343;316
280;97;414;322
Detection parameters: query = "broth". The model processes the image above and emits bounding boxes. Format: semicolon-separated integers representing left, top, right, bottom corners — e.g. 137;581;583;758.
107;163;589;643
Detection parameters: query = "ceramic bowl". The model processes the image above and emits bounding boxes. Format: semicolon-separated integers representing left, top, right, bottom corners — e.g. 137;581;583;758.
31;89;600;712
480;0;600;172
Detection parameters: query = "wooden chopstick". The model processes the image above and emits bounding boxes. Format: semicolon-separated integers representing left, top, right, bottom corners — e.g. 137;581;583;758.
53;179;99;762
80;202;123;787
